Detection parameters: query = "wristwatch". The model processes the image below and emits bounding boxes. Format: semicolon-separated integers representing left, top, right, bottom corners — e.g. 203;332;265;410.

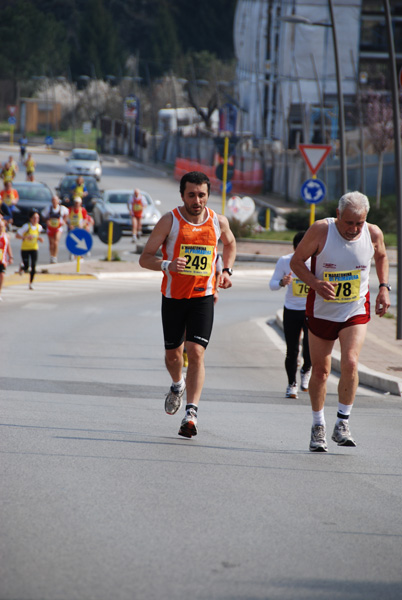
379;283;391;291
222;268;233;276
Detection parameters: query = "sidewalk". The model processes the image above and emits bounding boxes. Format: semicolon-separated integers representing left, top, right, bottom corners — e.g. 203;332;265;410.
4;239;400;397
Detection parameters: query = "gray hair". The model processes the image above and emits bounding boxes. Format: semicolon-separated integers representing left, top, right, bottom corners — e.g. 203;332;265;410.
338;191;370;216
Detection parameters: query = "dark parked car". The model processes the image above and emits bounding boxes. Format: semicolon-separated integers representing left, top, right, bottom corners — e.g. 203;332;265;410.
12;181;53;228
56;175;102;213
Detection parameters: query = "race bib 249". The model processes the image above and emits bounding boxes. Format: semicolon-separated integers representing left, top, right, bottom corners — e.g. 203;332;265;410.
179;244;214;276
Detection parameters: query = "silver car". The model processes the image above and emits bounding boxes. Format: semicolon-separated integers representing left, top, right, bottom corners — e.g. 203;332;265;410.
93;189;161;233
66;148;102;181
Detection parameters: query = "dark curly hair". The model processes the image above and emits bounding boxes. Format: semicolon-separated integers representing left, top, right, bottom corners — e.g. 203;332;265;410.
180;171;210;196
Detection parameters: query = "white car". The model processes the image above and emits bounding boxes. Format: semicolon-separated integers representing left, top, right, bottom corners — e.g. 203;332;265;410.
66;148;102;181
93;189;162;233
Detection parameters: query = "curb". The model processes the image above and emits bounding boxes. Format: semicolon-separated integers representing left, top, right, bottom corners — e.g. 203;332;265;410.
275;309;402;397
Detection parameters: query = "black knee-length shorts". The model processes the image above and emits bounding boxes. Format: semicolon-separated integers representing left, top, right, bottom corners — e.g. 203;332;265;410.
161;295;214;350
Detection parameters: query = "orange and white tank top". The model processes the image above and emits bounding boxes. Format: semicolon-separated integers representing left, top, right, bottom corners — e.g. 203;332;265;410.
0;234;9;265
161;207;221;299
307;218;374;322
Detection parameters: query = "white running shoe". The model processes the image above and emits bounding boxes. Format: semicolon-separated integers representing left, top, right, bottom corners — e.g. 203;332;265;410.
178;408;198;438
300;369;311;392
309;425;328;452
332;421;356;447
164;382;186;415
286;383;298;399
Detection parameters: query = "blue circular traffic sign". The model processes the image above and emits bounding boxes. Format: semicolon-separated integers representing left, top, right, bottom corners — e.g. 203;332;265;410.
66;228;93;256
301;178;326;204
8;116;16;125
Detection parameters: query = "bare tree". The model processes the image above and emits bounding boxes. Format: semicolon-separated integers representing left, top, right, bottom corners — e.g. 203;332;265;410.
363;91;395;208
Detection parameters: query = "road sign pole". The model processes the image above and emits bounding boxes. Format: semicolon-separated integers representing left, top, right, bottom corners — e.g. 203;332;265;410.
10;125;14;145
310;174;316;225
76;256;81;273
310;204;315;226
221;136;229;215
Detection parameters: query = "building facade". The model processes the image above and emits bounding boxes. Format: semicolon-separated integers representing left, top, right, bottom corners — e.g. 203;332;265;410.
234;0;401;148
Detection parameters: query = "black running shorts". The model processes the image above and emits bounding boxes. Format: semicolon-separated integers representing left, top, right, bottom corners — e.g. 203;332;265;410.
161;295;214;350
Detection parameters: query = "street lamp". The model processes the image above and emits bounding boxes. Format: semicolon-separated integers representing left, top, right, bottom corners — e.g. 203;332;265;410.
279;1;347;195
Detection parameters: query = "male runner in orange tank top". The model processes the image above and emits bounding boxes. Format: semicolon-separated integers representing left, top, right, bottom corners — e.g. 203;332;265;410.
140;171;236;438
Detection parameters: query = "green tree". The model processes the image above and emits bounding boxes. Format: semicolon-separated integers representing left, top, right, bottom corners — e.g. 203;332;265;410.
148;2;181;76
71;0;121;78
174;0;236;59
0;0;68;91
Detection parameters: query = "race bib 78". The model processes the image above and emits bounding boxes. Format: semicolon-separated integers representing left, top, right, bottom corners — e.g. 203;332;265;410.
323;269;361;302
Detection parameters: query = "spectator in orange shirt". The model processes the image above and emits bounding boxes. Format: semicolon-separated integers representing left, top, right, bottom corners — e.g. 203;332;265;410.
0;181;19;225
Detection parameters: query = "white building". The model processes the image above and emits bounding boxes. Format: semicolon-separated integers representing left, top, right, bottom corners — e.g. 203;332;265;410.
234;0;362;146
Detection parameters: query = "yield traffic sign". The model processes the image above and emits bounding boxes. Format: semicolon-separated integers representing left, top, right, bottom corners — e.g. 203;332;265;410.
299;144;332;175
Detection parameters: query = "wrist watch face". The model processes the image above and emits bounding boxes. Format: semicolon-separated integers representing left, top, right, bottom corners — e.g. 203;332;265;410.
380;283;391;291
223;268;233;276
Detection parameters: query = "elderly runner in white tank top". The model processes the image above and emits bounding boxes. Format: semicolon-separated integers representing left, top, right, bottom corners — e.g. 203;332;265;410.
290;191;391;452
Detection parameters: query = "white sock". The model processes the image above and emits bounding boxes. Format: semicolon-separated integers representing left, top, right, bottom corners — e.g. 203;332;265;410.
312;409;325;427
336;403;352;425
172;377;185;390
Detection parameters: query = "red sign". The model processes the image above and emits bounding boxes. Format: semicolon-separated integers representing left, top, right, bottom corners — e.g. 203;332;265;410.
299;144;332;175
7;105;17;116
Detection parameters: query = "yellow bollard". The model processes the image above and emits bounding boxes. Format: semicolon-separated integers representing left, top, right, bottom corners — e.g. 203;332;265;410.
107;221;113;261
265;208;271;230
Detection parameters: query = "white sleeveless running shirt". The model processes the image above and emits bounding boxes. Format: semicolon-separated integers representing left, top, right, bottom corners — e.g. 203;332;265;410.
307;218;374;322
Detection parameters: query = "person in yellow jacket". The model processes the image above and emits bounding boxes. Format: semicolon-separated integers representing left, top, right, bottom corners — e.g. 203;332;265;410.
16;209;44;290
24;153;36;181
0;160;17;184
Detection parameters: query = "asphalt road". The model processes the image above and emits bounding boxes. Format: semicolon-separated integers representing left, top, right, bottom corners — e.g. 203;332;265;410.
0;266;401;600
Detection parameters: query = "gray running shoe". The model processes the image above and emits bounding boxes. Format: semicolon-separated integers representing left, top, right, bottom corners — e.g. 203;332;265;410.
164;383;185;415
332;421;356;447
309;425;328;452
178;408;198;438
